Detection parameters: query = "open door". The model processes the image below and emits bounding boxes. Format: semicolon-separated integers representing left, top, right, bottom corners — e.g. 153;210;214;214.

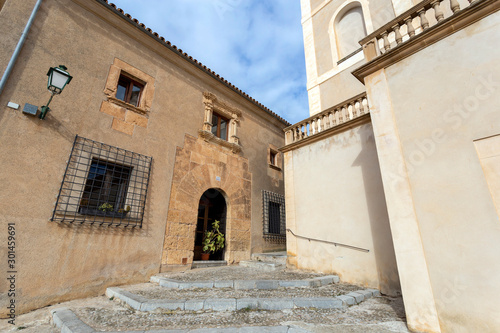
194;189;226;260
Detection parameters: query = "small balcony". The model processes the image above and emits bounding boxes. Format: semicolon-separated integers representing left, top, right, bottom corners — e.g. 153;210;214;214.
283;92;370;146
354;0;492;80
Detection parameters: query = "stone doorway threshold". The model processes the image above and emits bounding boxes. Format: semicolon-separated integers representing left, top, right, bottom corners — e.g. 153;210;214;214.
191;260;227;269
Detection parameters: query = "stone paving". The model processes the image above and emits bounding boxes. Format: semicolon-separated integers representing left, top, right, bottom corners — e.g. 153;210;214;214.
0;264;410;332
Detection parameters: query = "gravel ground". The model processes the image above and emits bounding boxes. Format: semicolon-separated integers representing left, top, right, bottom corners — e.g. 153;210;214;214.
123;282;361;299
159;266;325;281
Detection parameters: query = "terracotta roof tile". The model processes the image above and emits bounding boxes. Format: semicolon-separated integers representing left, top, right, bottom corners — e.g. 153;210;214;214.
97;0;290;125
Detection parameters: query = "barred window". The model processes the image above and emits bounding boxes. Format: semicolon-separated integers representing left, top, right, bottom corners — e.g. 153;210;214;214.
51;135;152;228
262;190;286;243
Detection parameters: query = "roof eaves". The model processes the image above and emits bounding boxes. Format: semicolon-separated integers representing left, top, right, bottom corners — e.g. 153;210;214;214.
96;0;291;126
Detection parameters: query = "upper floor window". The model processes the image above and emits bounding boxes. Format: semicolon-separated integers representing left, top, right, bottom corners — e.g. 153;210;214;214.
211;112;229;141
199;92;242;153
270;151;277;166
268;144;282;170
116;74;144;107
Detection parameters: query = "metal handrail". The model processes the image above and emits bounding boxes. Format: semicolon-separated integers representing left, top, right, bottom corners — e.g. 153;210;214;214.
286;229;370;252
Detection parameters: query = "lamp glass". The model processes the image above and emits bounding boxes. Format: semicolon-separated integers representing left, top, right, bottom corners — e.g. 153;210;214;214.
49;67;71;91
51;70;69;90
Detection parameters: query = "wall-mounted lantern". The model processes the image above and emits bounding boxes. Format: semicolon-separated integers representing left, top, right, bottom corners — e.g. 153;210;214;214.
39;65;72;120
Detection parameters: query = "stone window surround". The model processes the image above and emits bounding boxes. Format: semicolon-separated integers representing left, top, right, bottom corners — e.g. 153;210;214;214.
103;58;155;115
199;92;242;153
268;144;282;171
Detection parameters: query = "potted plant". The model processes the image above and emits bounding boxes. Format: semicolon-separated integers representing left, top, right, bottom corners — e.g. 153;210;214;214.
201;220;225;260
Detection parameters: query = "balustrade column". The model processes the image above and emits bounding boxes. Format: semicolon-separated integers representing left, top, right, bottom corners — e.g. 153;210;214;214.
392;24;403;45
381;31;391;52
418;10;430;30
336;108;342;123
405;17;415;37
295;126;301;141
329;111;335;127
450;0;460;13
347;103;354;120
431;0;444;22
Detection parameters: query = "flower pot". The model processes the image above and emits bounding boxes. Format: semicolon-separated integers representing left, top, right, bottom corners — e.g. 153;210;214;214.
79;207;129;219
201;253;210;261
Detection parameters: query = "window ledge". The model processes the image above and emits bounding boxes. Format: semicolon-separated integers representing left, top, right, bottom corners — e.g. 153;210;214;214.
108;97;148;115
198;129;242;153
269;163;282;171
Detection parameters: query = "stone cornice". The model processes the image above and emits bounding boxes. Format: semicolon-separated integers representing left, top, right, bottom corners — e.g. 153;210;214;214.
353;0;500;82
198;130;242;153
203;92;242;118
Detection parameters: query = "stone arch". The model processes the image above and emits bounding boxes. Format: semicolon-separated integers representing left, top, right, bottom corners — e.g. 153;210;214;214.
160;134;252;271
328;0;374;64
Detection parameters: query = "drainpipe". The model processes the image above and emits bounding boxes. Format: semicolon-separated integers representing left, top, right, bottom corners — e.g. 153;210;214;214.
0;0;44;95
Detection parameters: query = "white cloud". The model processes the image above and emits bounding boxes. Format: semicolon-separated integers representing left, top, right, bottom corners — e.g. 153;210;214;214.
110;0;308;124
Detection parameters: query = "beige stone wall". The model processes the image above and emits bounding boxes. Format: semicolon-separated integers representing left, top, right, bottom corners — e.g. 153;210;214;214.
366;10;500;333
318;60;366;110
284;120;400;295
0;0;286;316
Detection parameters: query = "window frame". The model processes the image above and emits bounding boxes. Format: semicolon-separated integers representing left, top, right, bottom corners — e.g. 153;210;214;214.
116;74;144;107
268;144;282;170
79;158;132;217
211;112;230;141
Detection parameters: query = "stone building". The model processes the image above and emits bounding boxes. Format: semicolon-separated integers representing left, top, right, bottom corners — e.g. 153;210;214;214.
284;0;500;332
0;0;288;316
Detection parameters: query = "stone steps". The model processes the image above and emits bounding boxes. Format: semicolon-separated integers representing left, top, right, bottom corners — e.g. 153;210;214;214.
191;260;227;269
49;264;384;332
150;274;339;289
239;251;287;270
251;251;287;264
105;286;379;312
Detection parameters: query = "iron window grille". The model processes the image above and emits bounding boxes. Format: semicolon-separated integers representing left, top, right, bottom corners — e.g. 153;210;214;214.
51;135;152;228
262;190;286;243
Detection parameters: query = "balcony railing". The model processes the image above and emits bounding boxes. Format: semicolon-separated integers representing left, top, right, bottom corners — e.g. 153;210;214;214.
359;0;477;61
284;93;370;145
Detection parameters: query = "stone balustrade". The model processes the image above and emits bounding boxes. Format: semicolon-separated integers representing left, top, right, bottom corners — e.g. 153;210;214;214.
284;93;369;145
360;0;476;61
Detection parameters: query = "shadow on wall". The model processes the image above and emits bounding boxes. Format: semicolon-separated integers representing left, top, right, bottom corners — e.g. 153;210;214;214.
352;124;401;296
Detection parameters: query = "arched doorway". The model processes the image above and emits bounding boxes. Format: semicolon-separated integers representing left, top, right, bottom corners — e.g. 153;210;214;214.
194;189;227;260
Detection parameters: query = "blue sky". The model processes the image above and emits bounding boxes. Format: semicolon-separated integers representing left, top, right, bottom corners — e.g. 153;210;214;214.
110;0;308;124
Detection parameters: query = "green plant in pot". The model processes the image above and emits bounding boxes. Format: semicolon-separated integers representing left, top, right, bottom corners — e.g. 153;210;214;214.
98;202;114;212
201;220;225;260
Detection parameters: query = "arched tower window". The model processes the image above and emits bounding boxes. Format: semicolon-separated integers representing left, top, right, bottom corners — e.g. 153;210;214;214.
335;5;367;60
